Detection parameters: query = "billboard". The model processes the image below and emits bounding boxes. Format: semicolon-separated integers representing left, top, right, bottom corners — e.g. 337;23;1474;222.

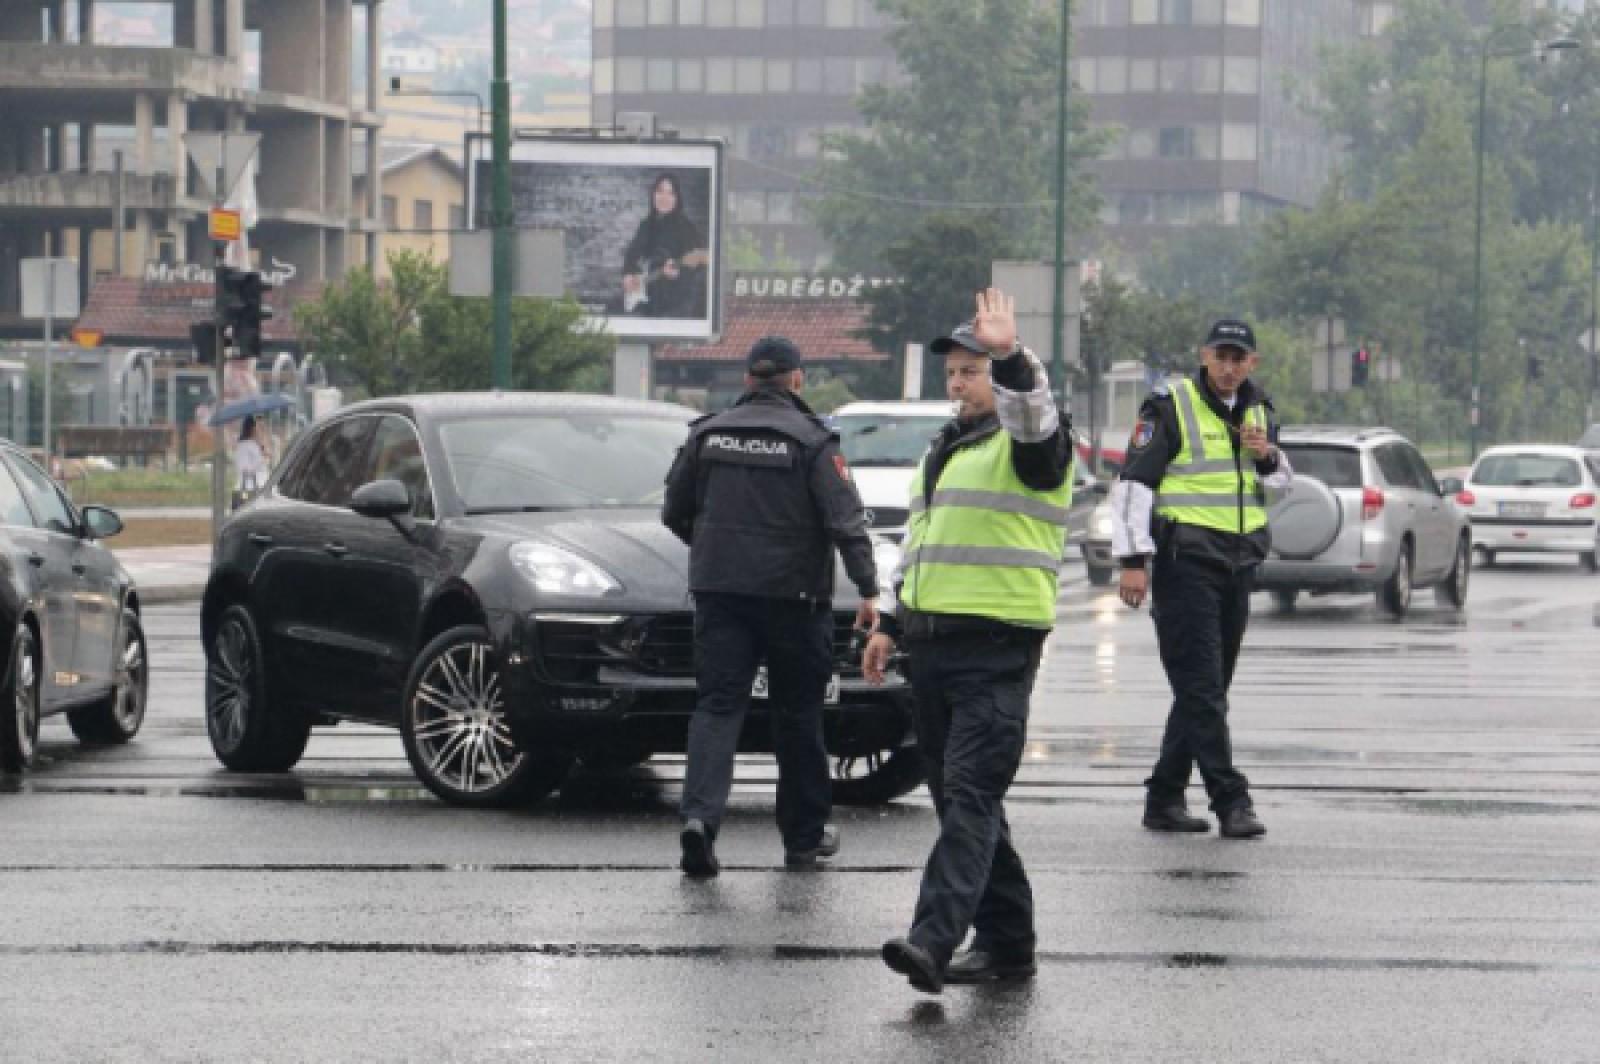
470;136;724;342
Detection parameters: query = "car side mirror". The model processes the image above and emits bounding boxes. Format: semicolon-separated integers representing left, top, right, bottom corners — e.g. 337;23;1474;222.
81;504;123;540
350;478;412;520
1439;477;1464;497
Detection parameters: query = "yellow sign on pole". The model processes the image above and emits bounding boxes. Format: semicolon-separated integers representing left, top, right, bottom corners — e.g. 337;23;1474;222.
209;208;242;242
70;327;103;349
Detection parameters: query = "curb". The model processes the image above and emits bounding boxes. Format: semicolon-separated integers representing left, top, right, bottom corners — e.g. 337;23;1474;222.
138;584;206;606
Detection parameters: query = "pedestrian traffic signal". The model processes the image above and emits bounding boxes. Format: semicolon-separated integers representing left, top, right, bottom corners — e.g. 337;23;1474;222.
1351;347;1371;387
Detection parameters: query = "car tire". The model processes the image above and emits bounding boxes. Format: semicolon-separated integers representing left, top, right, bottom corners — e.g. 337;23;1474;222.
1272;589;1299;612
1437;536;1471;610
68;609;148;745
831;746;925;806
0;624;41;773
206;603;312;772
1380;542;1413;618
401;624;573;808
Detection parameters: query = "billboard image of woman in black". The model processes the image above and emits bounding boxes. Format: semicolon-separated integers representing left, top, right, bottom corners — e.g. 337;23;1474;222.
621;173;708;318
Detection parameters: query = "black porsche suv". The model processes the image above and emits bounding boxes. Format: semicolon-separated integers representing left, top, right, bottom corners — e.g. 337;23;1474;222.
201;392;919;808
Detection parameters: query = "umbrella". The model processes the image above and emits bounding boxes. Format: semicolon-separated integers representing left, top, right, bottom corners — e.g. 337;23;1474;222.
208;393;297;426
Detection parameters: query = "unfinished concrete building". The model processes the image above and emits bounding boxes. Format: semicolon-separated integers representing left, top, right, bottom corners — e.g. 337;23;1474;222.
0;0;384;325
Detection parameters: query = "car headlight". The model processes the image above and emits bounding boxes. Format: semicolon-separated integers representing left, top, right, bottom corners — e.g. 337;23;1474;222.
509;542;621;596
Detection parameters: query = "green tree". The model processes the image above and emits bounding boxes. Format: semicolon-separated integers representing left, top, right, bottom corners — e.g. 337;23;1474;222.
295;251;440;398
808;0;1106;275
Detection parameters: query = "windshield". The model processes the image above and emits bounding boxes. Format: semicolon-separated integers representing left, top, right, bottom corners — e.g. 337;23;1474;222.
442;413;691;512
835;413;948;467
1281;444;1362;488
1472;454;1584;488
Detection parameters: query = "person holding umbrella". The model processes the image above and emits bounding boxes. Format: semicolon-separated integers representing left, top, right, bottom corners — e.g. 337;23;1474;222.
232;414;270;509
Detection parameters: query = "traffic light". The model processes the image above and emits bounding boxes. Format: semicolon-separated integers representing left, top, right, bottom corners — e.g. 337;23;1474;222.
189;321;220;366
234;270;272;361
1351;346;1371;387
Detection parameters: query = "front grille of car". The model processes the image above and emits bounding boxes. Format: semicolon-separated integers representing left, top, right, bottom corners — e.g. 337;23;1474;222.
628;612;866;677
866;506;910;530
534;618;625;684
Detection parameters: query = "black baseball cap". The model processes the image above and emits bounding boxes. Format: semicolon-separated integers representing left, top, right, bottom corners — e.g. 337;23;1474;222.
747;335;803;376
929;319;988;356
1204;319;1257;353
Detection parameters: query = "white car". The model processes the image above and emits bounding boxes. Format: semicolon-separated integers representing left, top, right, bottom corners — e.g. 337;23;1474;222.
832;401;1098;550
1455;444;1600;570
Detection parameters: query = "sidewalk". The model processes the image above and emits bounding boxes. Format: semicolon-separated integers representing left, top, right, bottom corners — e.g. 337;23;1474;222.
114;543;211;604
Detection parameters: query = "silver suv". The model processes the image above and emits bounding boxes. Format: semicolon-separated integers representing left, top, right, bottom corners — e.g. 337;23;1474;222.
1256;427;1471;617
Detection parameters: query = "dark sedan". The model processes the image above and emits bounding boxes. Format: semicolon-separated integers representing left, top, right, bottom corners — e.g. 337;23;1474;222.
201;393;919;808
0;441;148;772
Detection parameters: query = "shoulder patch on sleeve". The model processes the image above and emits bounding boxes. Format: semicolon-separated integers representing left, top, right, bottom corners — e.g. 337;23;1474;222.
833;453;852;482
1130;420;1155;451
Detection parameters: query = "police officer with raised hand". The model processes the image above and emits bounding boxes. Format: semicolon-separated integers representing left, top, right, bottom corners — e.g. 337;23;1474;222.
662;336;879;879
1110;318;1292;840
863;288;1074;994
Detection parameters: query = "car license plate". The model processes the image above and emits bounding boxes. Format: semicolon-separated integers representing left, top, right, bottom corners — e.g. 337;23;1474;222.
1499;501;1546;519
752;666;840;704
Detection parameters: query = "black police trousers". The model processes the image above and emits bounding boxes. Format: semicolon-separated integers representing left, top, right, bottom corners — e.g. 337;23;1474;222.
680;592;833;852
904;628;1042;966
1147;551;1253;814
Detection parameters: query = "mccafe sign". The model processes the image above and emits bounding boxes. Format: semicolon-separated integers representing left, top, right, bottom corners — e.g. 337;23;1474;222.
144;257;298;286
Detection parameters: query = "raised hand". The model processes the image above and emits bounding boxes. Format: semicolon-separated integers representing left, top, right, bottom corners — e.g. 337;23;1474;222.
971;287;1018;356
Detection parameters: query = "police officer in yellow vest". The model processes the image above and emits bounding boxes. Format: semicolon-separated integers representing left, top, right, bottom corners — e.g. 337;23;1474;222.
1110;319;1293;840
864;288;1074;994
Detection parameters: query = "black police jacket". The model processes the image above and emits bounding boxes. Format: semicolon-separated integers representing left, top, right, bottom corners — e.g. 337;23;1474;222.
1118;368;1281;571
661;387;878;602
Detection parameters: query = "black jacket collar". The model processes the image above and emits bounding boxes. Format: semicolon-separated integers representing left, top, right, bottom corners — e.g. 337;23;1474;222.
1191;367;1265;424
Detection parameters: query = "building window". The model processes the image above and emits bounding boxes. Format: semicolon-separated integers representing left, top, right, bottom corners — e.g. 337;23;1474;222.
1193;0;1222;22
677;59;704;92
1222;123;1257;160
824;57;854;94
1223;56;1259;94
1224;0;1260;25
595;0;615;27
1120;193;1154;224
736;0;764;26
679;0;705;22
796;59;823;93
648;0;673;24
749;124;791;160
707;57;734;93
414;200;433;231
736;57;764;93
707;0;735;26
825;0;854;27
796;2;823;25
768;0;795;25
1158;126;1193;158
796;128;821;158
593;58;614;94
1160;57;1190;93
855;59;886;91
1126;129;1156;159
1129;59;1156;92
617;0;646;27
1195;124;1220;160
1097;56;1127;94
617;58;645;93
449;204;466;229
731;190;766;222
1130;0;1157;24
767;59;793;93
1162;0;1191;23
1193;56;1221;92
767;190;795;223
382;195;398;227
648;58;674;92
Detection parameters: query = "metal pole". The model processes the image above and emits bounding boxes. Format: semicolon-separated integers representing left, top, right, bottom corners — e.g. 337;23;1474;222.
1049;0;1071;408
212;160;227;541
491;0;514;389
1470;43;1489;461
113;149;125;274
1590;176;1598;429
43;269;53;475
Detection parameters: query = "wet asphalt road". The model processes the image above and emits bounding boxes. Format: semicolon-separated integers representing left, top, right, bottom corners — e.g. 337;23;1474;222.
2;558;1599;1062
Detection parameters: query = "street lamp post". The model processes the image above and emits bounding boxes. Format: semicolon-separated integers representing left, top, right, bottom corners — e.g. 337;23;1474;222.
1049;0;1072;410
1470;29;1579;460
490;0;514;390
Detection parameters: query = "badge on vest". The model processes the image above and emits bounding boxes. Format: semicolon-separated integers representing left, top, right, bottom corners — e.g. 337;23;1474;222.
703;433;793;467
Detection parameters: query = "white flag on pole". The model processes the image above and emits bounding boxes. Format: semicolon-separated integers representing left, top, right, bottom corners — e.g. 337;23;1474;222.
224;155;259;270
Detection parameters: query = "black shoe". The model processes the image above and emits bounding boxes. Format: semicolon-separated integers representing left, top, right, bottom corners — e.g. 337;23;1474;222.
1218;806;1265;839
785;824;841;866
944;948;1037;985
881;937;943;994
1143;804;1211;833
680;819;720;877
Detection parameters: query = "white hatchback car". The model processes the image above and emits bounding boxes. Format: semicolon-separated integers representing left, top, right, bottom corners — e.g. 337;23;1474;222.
1456;445;1600;570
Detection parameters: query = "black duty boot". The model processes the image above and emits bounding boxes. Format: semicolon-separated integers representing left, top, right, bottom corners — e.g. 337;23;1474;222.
679;819;720;877
1218;806;1266;840
785;823;841;866
1143;804;1211;833
881;937;943;994
944;948;1038;985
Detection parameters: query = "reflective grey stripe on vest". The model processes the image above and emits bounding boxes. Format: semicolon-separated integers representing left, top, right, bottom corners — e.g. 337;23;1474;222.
1167;383;1239;475
908;489;1071;526
1155;491;1266;509
903;544;1062;572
